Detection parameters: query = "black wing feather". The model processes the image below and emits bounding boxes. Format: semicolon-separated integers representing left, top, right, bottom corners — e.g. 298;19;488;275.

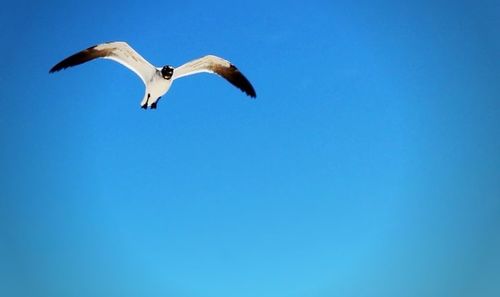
213;64;256;98
49;44;110;73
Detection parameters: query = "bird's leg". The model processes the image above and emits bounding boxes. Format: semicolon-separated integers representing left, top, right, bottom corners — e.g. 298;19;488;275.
141;93;151;109
151;97;160;109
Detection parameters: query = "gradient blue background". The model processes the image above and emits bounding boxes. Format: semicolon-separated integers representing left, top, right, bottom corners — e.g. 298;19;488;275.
1;1;499;296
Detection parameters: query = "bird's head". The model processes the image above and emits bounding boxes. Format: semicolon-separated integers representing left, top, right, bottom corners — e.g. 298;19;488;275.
161;65;174;80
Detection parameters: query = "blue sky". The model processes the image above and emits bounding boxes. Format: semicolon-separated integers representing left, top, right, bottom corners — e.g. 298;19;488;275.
1;1;499;296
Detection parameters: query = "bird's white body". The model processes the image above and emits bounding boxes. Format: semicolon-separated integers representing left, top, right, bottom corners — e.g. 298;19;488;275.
141;69;173;107
50;41;256;109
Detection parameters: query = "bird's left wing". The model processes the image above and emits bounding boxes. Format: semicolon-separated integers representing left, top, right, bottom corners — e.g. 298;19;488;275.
172;55;256;98
49;41;156;85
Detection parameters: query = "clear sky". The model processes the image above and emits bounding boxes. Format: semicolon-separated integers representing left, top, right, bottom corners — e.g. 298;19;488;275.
1;1;499;297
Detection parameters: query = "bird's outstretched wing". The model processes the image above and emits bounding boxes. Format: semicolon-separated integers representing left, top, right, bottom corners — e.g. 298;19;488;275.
49;41;156;84
172;55;256;98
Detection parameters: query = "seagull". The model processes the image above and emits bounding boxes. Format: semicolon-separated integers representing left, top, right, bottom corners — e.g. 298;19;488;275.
49;41;256;109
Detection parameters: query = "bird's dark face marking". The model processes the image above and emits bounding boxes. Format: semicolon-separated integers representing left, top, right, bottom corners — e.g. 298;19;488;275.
161;66;174;80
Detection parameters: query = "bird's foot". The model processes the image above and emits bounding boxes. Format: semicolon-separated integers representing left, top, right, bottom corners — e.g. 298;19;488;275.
141;93;151;109
151;97;161;109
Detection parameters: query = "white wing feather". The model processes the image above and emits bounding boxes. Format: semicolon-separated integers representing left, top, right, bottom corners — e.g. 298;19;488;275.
50;41;157;85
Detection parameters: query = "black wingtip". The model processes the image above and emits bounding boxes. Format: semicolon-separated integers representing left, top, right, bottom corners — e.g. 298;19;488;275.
48;44;104;74
243;83;257;99
49;64;61;73
225;64;257;99
247;87;257;98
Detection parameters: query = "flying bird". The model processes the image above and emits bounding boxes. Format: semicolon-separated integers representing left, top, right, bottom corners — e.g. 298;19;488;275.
49;41;256;109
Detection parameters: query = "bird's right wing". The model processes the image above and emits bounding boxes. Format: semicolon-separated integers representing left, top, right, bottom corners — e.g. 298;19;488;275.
49;41;157;85
172;55;256;98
